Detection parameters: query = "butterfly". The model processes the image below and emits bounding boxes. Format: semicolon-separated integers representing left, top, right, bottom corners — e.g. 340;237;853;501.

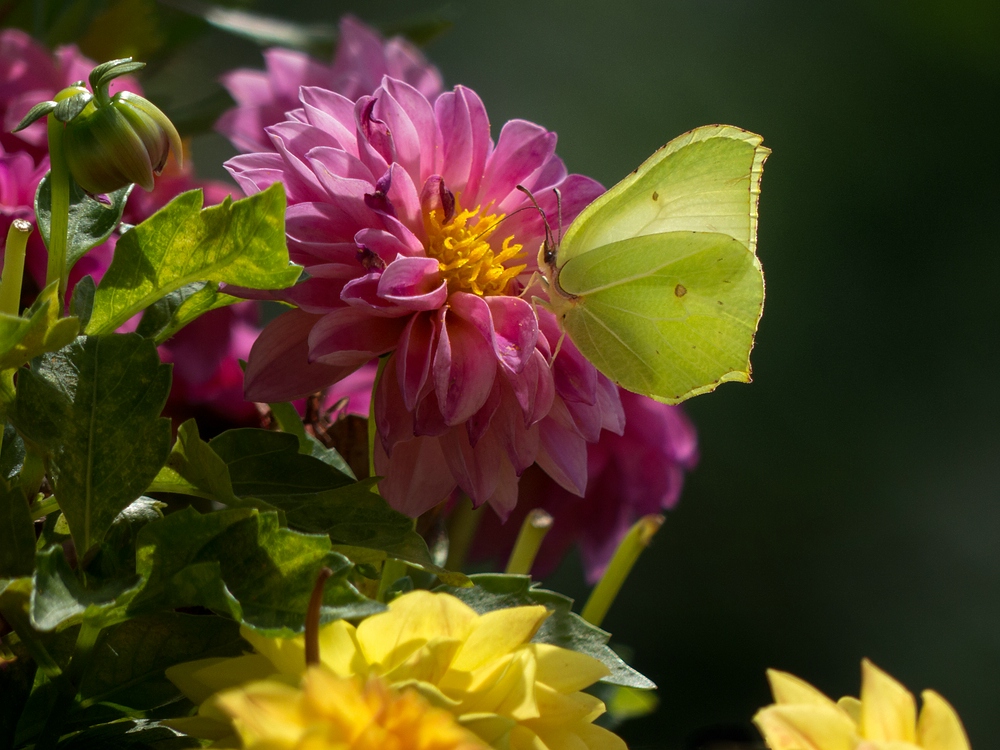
538;125;769;403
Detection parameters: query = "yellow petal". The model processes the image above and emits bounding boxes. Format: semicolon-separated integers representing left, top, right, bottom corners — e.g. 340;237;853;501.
458;650;540;721
317;620;365;678
753;704;856;750
459;712;518;746
165;654;275;704
451;605;549;673
532;644;609;694
837;696;862;724
767;669;841;710
529;682;606;727
357;591;477;666
214;680;305;746
240;626;307;677
574;722;629;750
917;690;971;750
859;659;917;743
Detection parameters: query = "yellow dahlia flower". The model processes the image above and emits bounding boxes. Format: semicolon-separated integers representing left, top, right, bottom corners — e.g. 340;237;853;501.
215;667;489;750
753;658;970;750
166;590;626;750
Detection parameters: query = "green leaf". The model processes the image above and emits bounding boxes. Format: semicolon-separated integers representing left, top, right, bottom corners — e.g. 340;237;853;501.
55;719;198;749
161;419;242;507
0;282;80;372
87;184;299;335
437;574;655;689
78;612;245;711
31;546;142;631
0;422;26;482
87;498;165;584
36;174;133;275
135;281;241;344
11;334;172;556
0;479;35;577
132;506;382;634
69;275;96;330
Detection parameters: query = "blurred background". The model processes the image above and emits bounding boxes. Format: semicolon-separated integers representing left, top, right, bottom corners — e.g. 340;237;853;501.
9;0;1000;747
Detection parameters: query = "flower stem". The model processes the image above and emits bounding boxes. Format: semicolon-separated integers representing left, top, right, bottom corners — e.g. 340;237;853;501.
505;509;553;575
45;115;71;301
444;494;481;572
305;566;333;667
581;515;664;628
368;356;388;482
0;219;31;316
377;558;408;603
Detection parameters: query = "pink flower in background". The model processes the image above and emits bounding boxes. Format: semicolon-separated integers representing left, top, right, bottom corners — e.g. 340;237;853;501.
0;29;138;159
229;78;621;518
217;15;443;153
475;390;699;582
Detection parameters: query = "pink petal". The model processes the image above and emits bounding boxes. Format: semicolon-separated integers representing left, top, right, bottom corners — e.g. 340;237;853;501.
224;152;286;196
505;348;555;427
377;256;447;309
341;273;412;317
414;388;450;438
490;382;540;473
307;308;406;364
440;425;503;506
374;434;456;517
476;119;556;210
396;311;438;411
500;174;605;259
485;456;520;521
355;225;424;263
299;86;359;151
354;96;392;176
375;354;414;452
535;398;589;496
263;47;330;99
306;147;376;197
433;308;497;426
435;86;491;202
467;377;502;447
379;77;439;183
283;263;355;313
448;293;537;375
244;308;357;402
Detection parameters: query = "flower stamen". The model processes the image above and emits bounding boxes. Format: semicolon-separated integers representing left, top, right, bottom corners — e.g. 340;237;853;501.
424;202;526;296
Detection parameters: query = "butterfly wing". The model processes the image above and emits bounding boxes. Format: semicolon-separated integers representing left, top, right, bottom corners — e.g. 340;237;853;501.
550;125;768;403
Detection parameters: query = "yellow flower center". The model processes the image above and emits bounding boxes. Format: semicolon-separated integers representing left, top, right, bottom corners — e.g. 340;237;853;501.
423;202;526;296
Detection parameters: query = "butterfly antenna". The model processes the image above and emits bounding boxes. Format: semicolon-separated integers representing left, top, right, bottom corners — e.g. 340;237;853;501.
471;204;537;242
554;187;564;245
515;185;556;259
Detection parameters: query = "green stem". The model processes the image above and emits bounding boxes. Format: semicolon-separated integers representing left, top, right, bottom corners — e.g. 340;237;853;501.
581;515;664;628
45;116;71;301
377;558;408;603
30;494;60;521
445;494;482;573
305;567;333;667
367;356;388;482
505;509;553;575
0;219;31;316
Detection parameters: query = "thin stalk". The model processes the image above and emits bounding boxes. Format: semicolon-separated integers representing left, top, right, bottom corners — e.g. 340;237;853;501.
581;515;664;628
445;494;482;572
376;558;408;603
44;116;71;301
0;219;31;315
504;509;553;575
305;567;333;667
367;356;388;482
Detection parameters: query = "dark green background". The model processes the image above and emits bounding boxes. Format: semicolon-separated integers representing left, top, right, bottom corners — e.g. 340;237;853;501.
165;1;1000;746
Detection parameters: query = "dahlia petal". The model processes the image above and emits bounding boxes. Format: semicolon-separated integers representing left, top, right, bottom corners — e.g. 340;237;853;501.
340;273;412;317
355;96;392;176
596;375;626;436
224;152;286;196
244;308;357;402
477;119;556;210
435;86;491;201
918;690;971;750
376;354;415;452
535;400;589;496
267;121;341;201
505;349;556;427
500;174;605;261
467;377;502;448
355;226;424;262
753;705;854;750
433;309;497;426
447;293;537;375
299;86;359;150
219;68;270;106
491;382;540;473
308;308;406;365
263;47;329;99
385;162;423;231
328;15;391;99
414;389;450;438
374;434;456;518
279;263;353;313
484;455;520;521
397;312;437;411
382;38;444;102
287;201;379;246
380;77;439;182
440;425;502;506
859;659;917;743
306;146;376;192
377;256;447;309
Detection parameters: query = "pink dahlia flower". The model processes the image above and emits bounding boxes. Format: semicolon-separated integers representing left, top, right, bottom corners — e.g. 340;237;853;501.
0;29;138;159
474;390;699;582
229;78;622;518
217;15;443;154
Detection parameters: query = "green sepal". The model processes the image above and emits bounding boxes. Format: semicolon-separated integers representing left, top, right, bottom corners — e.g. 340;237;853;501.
437;573;656;689
13;100;57;131
53;91;93;123
89;58;146;97
87;184;300;335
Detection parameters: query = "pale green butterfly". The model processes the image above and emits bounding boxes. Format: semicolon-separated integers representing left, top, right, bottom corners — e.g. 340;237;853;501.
537;124;769;404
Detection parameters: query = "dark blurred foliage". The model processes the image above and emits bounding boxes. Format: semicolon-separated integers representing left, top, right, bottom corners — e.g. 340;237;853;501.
13;0;997;747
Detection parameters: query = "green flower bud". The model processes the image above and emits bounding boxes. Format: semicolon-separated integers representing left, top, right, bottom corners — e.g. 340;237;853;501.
63;89;182;194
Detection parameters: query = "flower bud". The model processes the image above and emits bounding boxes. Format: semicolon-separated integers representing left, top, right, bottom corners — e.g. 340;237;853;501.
63;89;182;194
